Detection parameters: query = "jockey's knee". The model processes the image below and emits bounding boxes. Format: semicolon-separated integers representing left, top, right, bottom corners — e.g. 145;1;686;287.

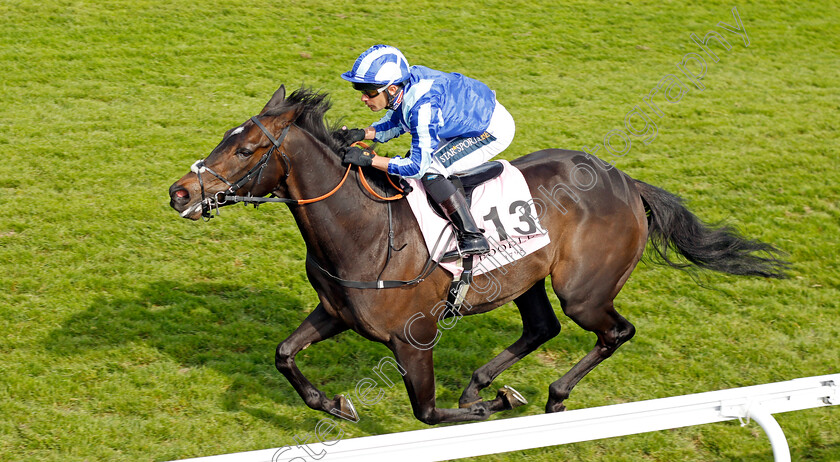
421;173;457;203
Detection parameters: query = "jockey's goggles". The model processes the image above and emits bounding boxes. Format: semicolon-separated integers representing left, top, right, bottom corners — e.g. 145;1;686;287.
352;81;388;98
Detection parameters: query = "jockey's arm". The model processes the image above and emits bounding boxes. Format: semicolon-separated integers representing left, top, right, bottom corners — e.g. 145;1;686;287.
361;126;390;172
371;155;390;172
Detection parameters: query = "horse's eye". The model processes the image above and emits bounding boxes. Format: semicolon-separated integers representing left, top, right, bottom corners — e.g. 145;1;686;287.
236;148;254;157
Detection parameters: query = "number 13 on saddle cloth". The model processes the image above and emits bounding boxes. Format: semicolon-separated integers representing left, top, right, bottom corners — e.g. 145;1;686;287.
404;160;551;279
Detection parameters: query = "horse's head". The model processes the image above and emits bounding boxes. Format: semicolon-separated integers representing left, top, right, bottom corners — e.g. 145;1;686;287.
169;85;302;220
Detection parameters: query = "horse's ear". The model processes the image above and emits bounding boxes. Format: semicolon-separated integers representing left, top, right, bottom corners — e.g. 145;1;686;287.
260;85;286;115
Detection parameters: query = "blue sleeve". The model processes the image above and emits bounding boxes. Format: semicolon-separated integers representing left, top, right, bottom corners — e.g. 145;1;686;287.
386;99;440;179
371;110;405;143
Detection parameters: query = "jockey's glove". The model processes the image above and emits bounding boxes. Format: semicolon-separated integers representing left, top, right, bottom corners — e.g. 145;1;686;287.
334;127;366;147
342;146;375;167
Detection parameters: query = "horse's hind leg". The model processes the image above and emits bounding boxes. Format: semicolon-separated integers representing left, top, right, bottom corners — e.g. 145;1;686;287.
275;303;356;419
546;294;635;413
458;280;561;408
390;335;517;425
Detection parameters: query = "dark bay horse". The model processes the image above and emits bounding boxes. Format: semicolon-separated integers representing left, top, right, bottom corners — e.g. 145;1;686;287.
168;86;788;424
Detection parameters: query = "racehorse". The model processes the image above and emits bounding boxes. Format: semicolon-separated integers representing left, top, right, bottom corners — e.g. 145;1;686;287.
168;85;788;424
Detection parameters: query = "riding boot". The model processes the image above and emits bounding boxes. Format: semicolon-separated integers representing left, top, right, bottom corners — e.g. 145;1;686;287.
439;191;490;261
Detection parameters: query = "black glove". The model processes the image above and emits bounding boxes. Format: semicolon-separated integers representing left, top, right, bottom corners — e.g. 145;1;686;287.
334;127;366;147
342;146;375;167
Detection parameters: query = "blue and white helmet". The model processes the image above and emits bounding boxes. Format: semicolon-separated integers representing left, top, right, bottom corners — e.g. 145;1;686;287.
340;45;410;88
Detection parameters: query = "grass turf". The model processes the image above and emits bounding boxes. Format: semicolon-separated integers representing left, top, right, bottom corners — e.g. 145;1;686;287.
1;0;838;460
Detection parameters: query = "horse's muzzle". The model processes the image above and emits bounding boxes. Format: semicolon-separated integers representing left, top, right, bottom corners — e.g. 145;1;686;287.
169;184;191;207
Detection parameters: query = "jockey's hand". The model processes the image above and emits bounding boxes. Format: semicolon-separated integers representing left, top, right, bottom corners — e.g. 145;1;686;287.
334;127;366;147
342;146;375;167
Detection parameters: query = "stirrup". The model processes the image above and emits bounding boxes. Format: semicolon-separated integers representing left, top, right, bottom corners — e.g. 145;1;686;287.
441;236;490;261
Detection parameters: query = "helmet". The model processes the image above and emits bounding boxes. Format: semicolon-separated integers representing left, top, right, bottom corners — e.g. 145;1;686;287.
340;45;410;88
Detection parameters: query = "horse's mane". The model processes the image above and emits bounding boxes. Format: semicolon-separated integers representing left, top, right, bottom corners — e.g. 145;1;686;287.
265;86;398;194
263;87;345;155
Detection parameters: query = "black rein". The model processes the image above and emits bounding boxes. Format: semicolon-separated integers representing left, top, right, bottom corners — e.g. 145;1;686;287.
192;115;438;289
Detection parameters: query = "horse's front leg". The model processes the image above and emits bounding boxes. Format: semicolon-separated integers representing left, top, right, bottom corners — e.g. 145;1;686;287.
275;303;356;420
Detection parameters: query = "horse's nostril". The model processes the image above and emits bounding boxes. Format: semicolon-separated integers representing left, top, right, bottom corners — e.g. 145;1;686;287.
170;185;191;207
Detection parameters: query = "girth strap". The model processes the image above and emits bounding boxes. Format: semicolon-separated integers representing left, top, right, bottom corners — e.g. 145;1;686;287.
306;253;440;289
306;208;454;289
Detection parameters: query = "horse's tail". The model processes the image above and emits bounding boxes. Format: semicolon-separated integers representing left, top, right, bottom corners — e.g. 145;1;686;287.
634;180;789;278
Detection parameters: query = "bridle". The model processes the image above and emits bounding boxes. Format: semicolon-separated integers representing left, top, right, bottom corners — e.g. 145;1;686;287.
186;115;439;289
189;116;290;220
189;116;404;221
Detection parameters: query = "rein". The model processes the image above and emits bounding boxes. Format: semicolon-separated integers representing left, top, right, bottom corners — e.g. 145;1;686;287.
352;142;406;202
191;116;291;220
191;116;429;289
191;119;404;220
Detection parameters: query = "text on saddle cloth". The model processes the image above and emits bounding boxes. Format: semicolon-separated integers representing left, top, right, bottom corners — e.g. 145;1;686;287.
404;160;551;279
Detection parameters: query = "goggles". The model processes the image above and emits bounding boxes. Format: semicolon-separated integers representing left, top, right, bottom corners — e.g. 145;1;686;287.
352;82;388;98
360;88;384;98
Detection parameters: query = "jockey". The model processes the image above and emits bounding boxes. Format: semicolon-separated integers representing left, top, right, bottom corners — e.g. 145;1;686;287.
337;44;516;259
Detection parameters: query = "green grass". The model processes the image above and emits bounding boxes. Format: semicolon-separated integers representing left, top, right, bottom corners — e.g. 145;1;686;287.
1;0;838;460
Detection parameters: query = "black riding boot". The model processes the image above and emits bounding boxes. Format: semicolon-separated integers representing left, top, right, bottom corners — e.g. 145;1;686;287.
439;191;490;260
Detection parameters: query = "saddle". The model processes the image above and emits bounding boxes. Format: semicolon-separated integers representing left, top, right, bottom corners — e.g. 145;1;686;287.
427;161;505;217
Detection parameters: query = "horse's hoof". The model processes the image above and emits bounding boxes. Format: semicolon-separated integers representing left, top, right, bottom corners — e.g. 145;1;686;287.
331;394;359;421
545;401;566;413
458;398;483;409
497;385;528;410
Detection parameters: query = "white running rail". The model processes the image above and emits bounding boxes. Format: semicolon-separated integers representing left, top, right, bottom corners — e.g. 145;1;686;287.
173;374;838;462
